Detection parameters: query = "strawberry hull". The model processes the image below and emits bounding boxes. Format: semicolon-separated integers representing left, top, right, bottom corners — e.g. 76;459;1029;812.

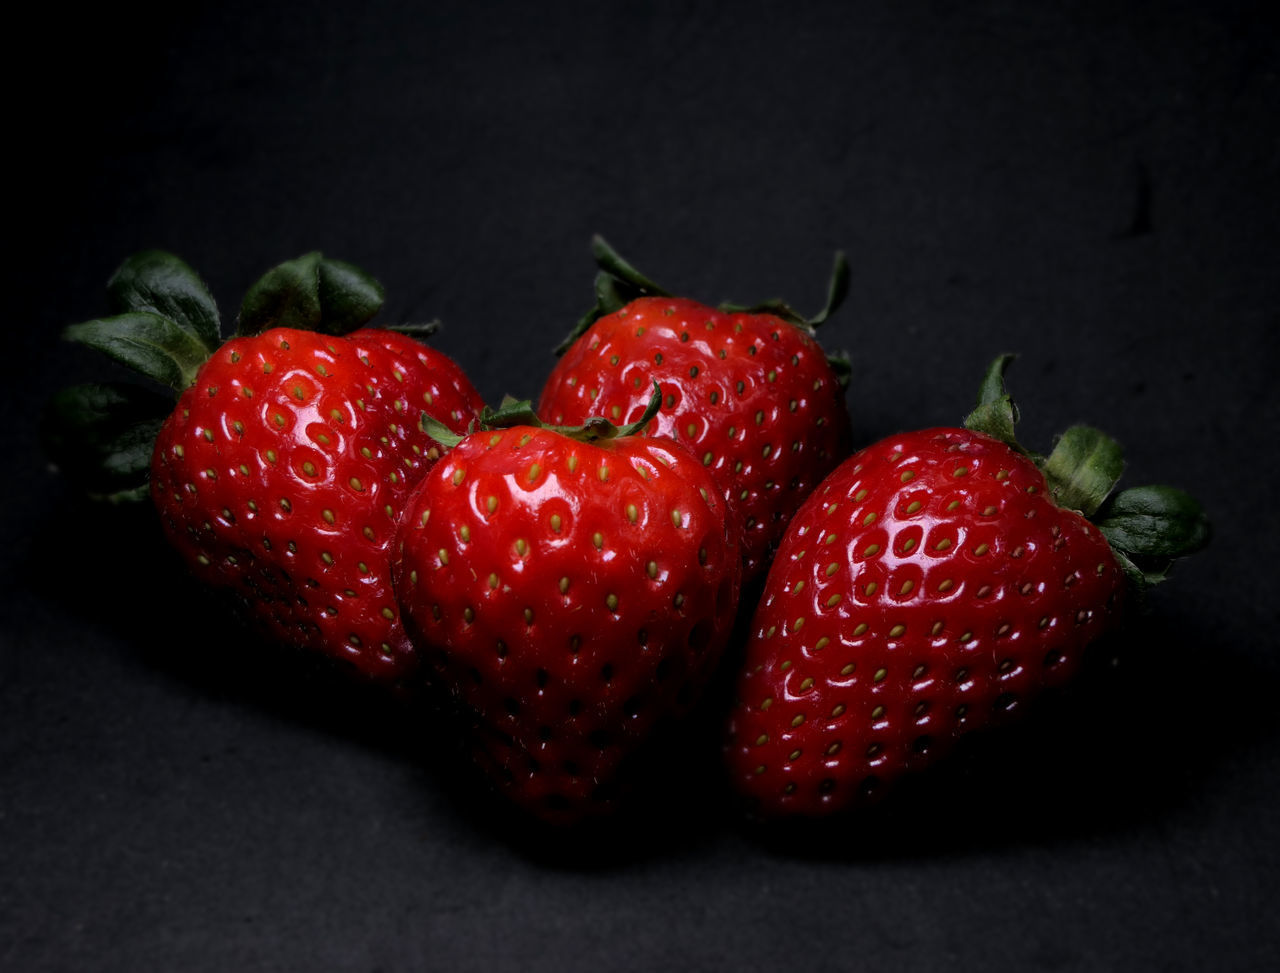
724;427;1126;818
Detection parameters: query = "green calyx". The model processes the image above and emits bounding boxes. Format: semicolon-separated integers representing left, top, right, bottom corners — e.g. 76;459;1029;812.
236;251;385;338
51;250;389;501
423;382;664;449
64;249;387;391
41;382;172;503
962;354;1210;592
555;235;852;365
64;250;223;393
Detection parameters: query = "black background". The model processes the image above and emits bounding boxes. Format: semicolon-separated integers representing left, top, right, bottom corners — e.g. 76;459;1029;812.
5;2;1279;970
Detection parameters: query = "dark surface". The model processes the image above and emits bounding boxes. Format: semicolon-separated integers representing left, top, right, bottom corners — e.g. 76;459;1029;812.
5;2;1279;970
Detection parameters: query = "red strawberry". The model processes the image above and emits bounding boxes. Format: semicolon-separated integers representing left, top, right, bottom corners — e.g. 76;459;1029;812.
56;250;485;683
723;356;1208;818
539;237;853;583
393;391;742;823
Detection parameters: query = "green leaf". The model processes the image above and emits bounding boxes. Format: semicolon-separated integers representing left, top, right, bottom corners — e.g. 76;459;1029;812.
316;256;385;331
610;382;663;439
1041;425;1126;517
64;311;213;391
593;271;631;318
561;236;851;354
556;241;673;355
591;235;670;300
239;252;322;334
386;320;441;340
237;252;385;337
419;413;467;451
806;250;850;329
478;397;543;430
1107;548;1169;606
719;252;850;333
106;250;221;351
556;272;630;355
825;350;852;390
453;383;664;445
963;354;1021;447
41;383;170;502
719;295;810;329
1096;484;1211;561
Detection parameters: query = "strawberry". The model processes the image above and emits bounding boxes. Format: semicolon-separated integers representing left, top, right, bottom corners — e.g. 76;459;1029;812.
53;250;485;683
538;237;854;583
723;356;1208;818
393;390;742;823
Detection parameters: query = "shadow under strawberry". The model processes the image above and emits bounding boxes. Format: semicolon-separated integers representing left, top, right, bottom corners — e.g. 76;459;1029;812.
21;482;736;867
25;491;1267;867
733;611;1280;862
409;708;738;870
20;486;449;766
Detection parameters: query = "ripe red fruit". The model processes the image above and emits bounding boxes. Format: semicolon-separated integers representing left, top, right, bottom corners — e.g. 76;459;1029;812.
723;356;1208;817
393;393;742;823
57;251;485;683
150;326;483;681
539;237;853;583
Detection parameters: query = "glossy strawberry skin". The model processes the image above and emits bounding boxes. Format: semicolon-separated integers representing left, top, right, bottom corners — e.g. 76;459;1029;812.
393;423;742;822
150;326;484;683
539;296;852;583
724;427;1125;817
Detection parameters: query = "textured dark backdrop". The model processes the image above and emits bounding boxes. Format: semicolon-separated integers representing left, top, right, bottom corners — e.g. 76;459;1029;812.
5;2;1278;970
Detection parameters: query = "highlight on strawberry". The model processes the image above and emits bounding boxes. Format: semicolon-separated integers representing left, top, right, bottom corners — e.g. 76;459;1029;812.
723;355;1209;818
393;387;743;824
47;251;486;684
539;236;855;585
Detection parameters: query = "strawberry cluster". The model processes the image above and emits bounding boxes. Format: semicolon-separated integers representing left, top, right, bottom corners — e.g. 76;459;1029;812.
50;243;1208;827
